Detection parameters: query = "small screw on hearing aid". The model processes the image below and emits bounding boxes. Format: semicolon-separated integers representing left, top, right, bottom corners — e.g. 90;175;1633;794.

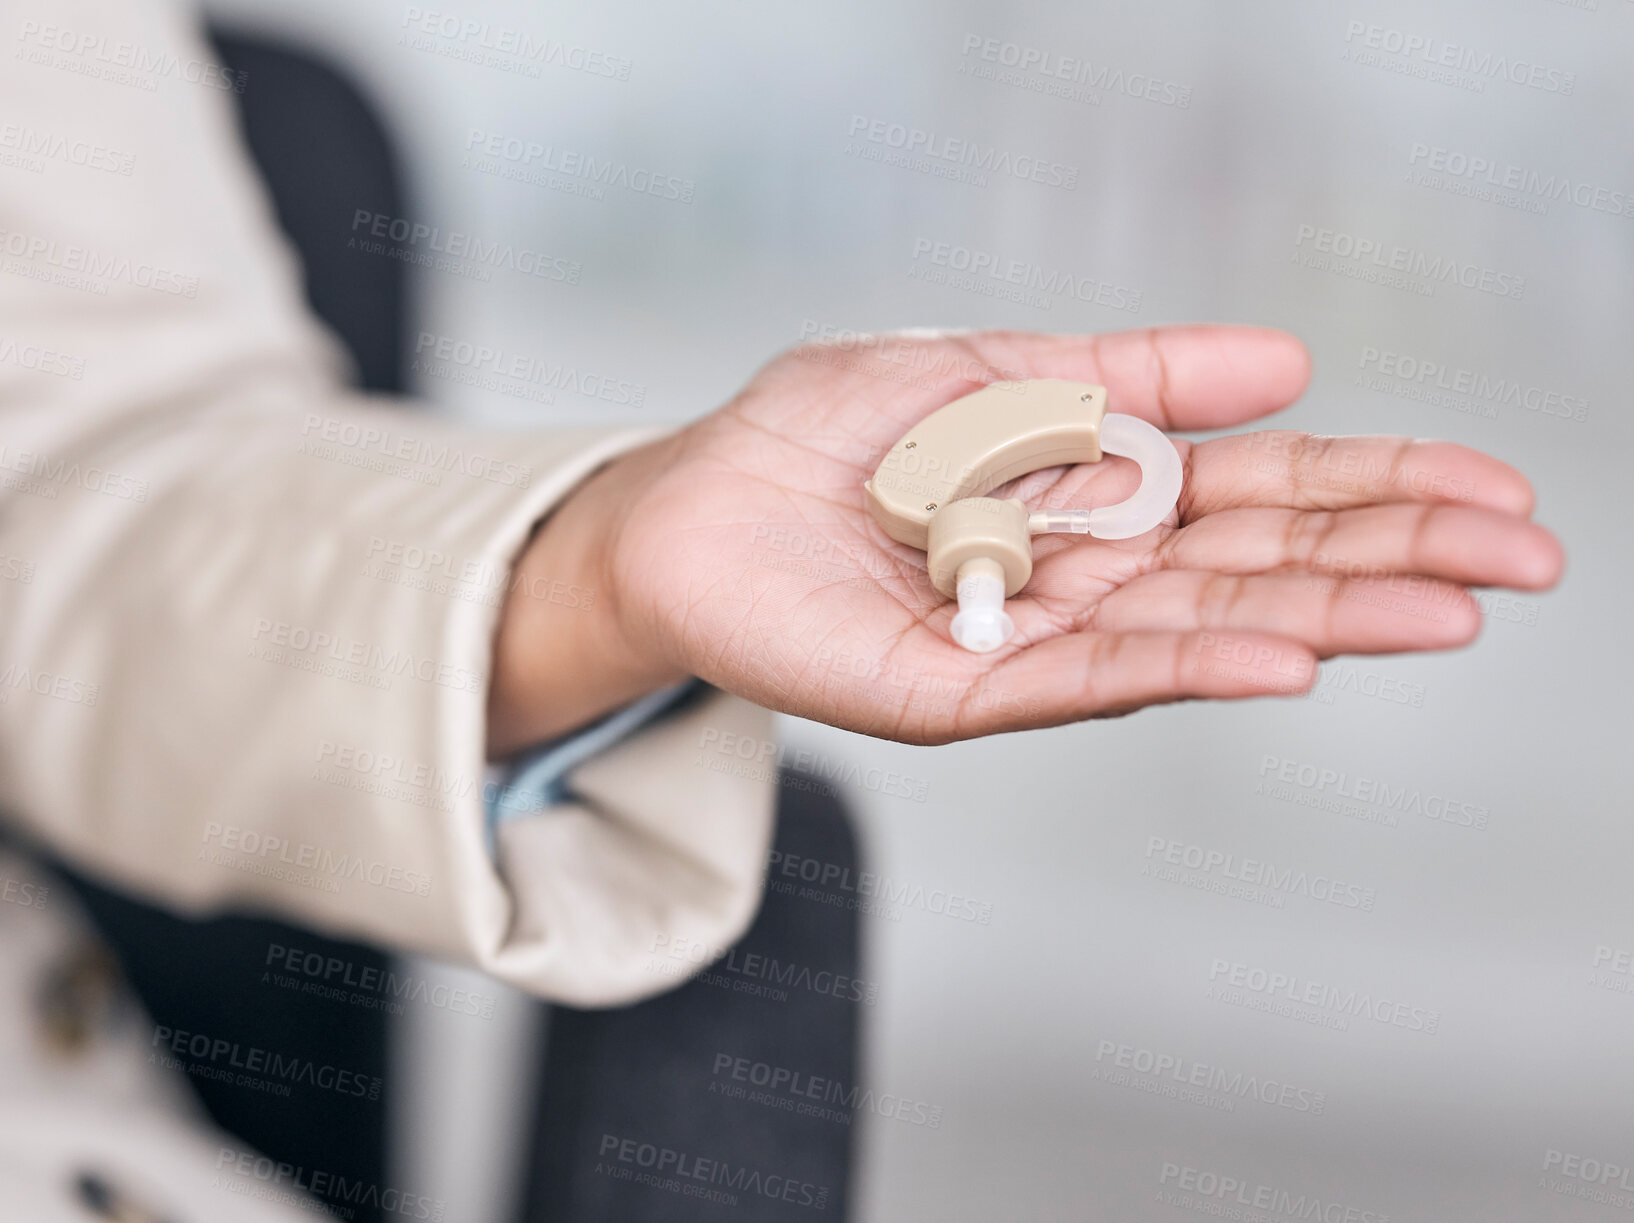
862;380;1183;653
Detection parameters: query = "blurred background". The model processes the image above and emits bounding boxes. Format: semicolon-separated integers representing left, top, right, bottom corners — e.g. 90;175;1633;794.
201;0;1630;1217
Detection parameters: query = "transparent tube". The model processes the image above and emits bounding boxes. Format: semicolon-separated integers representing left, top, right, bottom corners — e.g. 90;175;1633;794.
1027;509;1093;534
1026;414;1182;541
1085;413;1183;539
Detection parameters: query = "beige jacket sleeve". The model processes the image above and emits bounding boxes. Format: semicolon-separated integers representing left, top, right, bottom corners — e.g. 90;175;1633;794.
0;0;776;1006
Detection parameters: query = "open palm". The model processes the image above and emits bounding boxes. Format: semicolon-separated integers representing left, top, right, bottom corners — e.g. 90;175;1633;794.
598;325;1562;744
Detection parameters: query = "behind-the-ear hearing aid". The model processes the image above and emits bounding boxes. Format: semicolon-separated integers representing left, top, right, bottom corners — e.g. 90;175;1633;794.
864;380;1182;653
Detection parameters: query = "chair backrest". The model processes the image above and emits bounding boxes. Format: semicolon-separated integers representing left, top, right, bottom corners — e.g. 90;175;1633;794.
213;28;408;393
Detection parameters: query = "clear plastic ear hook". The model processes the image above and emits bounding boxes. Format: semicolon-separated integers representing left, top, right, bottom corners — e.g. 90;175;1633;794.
862;380;1184;654
1024;412;1184;542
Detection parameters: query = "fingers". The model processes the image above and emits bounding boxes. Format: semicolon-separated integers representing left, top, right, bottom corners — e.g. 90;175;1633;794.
945;628;1317;739
1180;431;1536;519
1090;569;1481;656
956;325;1312;431
1149;503;1565;592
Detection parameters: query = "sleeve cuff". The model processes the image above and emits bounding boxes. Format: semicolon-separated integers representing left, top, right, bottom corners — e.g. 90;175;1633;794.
484;679;704;850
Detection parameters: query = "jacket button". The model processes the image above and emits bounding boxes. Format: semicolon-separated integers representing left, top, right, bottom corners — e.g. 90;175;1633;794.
74;1168;179;1222
37;942;122;1056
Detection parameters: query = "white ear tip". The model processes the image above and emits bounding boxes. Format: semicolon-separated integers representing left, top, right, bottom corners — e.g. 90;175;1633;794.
951;563;1015;652
951;607;1015;653
1087;413;1183;540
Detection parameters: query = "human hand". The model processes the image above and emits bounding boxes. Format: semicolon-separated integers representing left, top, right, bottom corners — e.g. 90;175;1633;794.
488;325;1563;753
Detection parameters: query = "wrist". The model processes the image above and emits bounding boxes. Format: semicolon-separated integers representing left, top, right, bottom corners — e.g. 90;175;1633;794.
486;437;687;758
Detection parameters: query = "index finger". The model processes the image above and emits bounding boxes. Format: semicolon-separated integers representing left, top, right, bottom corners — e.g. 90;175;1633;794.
957;324;1313;431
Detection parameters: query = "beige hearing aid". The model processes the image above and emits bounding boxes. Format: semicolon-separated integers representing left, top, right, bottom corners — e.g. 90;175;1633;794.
864;380;1183;653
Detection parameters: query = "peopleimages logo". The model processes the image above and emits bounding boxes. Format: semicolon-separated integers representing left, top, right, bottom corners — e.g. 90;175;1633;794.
250;618;484;695
795;320;1030;393
845;114;1079;189
0;445;147;501
0;124;135;175
1144;837;1377;911
649;933;879;1005
201;822;433;898
1407;144;1634;218
299;411;534;489
316;739;477;804
399;7;632;81
0;227;198;297
1357;347;1589;424
1593;945;1634;977
152;1025;382;1100
1292;224;1525;299
1588;944;1634;998
1208;958;1441;1034
596;1133;830;1211
765;849;990;923
1308;662;1426;710
463;129;695;203
1544;1148;1634;1192
710;1052;943;1128
1257;755;1489;831
0;335;86;379
1157;1161;1390;1223
264;943;496;1019
697;729;931;804
0;553;34;585
958;33;1192;108
1341;21;1575;94
1094;1038;1326;1115
0;663;98;707
15;19;249;93
214;1146;444;1221
412;331;646;406
350;209;581;283
909;237;1142;312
